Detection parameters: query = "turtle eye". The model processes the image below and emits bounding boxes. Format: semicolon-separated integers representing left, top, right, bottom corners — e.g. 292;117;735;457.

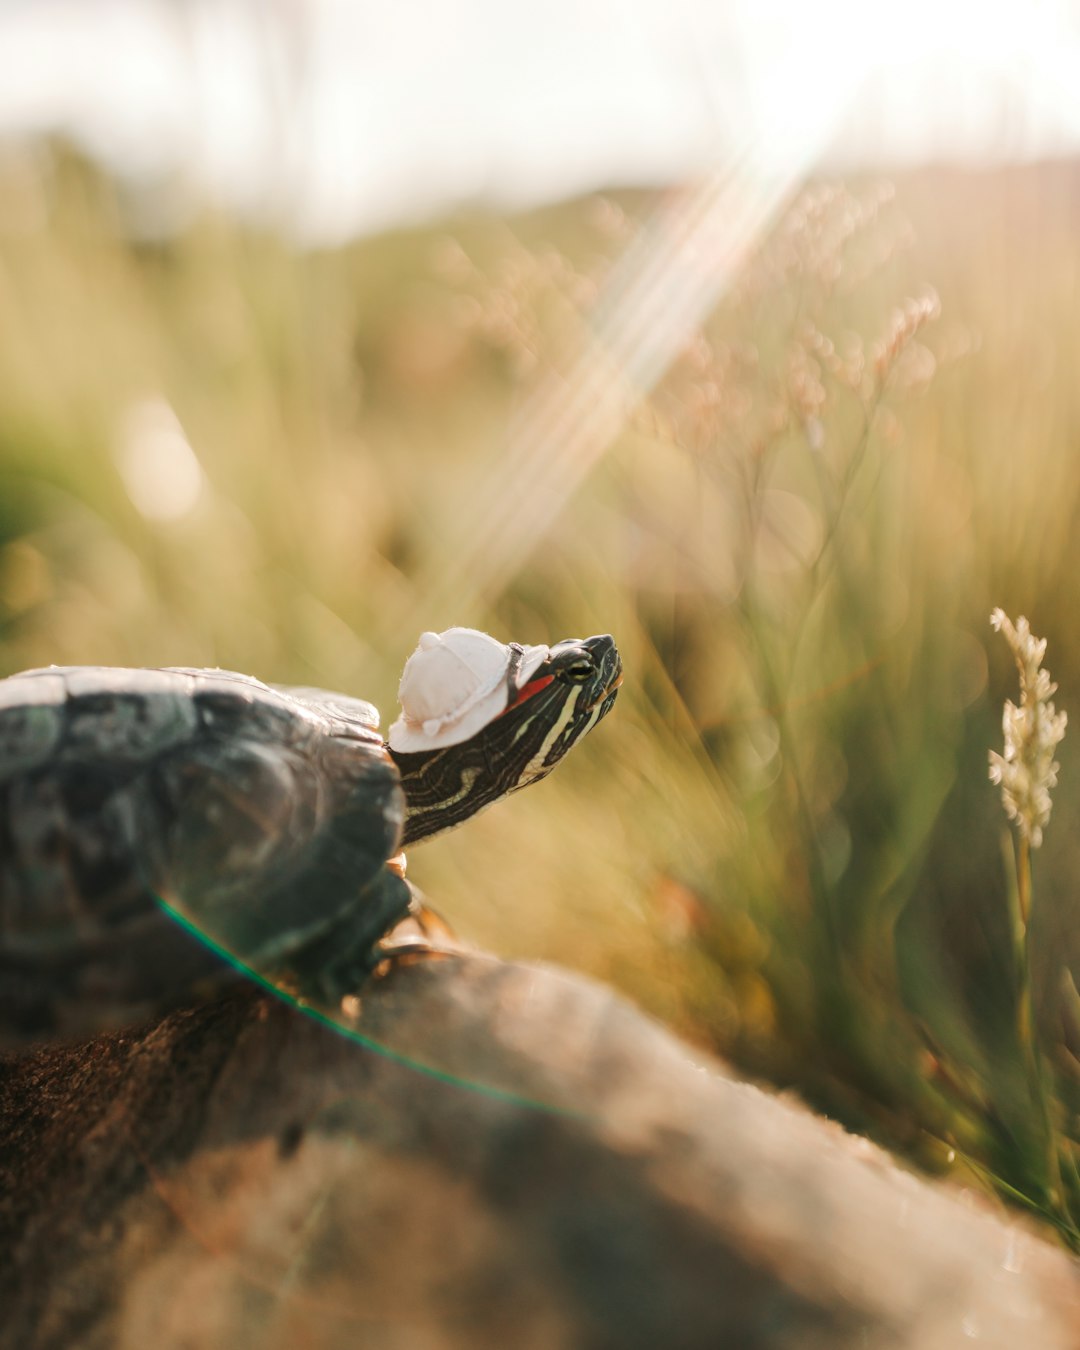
561;658;594;683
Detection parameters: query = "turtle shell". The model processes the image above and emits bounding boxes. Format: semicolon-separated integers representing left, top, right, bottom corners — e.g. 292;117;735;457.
0;666;409;1045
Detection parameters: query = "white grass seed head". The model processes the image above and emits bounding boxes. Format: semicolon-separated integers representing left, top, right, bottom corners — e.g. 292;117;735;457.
988;608;1068;849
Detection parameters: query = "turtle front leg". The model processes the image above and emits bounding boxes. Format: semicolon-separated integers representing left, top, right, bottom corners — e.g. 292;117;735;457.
289;871;459;1005
368;879;461;973
405;880;457;945
285;864;413;1002
383;855;458;946
376;843;458;942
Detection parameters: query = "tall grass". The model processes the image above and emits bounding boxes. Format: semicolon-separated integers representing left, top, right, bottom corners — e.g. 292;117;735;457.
4;144;1080;1239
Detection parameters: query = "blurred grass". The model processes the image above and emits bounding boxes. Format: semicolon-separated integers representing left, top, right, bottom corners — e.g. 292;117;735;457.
4;143;1080;1239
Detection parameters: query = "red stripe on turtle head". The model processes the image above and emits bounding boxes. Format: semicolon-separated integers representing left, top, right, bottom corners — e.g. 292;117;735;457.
499;674;554;717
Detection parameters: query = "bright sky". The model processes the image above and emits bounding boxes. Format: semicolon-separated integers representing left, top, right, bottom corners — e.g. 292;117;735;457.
0;0;1078;241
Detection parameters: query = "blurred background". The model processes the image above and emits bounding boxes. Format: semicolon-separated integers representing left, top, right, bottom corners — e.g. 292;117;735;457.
4;0;1080;1239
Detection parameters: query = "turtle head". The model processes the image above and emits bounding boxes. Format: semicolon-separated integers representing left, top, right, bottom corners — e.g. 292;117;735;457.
387;630;621;845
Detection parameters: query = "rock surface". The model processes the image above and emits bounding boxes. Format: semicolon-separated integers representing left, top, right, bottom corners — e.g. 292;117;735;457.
1;951;1078;1349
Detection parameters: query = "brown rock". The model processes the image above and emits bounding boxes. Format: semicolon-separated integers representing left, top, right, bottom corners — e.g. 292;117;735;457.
2;952;1078;1349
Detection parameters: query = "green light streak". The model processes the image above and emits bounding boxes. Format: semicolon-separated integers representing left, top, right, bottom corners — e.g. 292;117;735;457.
156;896;583;1119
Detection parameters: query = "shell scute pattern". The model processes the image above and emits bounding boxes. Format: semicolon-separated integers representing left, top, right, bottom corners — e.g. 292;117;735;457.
149;734;324;884
0;692;66;782
276;686;382;742
0;667;203;773
191;681;319;751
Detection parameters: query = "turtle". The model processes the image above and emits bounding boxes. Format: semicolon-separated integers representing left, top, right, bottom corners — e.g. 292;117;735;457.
0;629;621;1047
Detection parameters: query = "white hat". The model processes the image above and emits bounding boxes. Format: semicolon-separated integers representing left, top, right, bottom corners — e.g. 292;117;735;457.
388;627;549;752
